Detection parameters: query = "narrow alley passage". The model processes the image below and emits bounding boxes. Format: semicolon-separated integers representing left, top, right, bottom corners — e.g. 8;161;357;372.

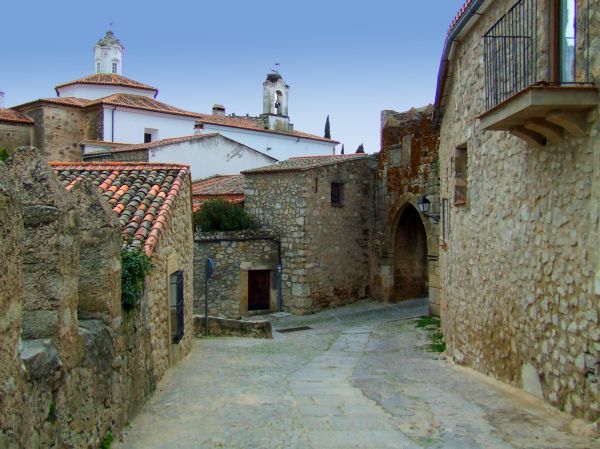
114;300;597;449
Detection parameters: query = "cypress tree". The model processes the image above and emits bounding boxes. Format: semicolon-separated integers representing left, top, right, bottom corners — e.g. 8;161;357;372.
356;143;365;153
324;115;331;139
340;144;345;155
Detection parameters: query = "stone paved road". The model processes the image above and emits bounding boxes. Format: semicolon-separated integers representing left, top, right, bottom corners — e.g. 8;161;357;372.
114;299;598;449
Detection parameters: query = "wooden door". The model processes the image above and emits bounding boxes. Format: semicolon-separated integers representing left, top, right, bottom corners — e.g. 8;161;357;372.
248;270;271;311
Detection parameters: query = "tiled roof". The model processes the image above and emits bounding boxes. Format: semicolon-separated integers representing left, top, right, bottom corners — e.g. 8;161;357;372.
55;73;158;95
91;93;204;118
242;154;369;175
84;134;220;156
448;0;476;35
191;175;245;212
14;97;93;109
0;108;34;125
51;162;190;256
198;115;339;144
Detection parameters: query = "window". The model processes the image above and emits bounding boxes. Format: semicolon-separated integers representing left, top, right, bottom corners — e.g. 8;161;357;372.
144;133;152;143
558;0;576;82
96;61;100;73
144;128;158;143
112;62;118;74
170;271;184;344
331;182;343;206
454;145;468;206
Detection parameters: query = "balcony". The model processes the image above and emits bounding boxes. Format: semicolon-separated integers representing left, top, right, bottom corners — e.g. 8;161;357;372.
479;0;596;146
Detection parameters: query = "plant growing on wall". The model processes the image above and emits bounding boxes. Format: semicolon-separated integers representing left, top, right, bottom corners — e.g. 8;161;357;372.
193;199;256;233
121;246;153;311
0;147;9;162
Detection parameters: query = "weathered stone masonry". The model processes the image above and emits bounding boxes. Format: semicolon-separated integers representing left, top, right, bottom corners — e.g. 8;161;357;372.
437;0;600;420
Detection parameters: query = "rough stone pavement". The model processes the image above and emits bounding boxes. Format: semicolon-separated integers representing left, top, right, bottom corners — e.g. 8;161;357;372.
114;299;599;449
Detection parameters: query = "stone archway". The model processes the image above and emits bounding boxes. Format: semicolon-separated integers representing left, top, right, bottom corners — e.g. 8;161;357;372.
393;204;428;301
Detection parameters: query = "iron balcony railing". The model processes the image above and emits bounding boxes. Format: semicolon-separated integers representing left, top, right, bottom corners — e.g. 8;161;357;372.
483;0;591;111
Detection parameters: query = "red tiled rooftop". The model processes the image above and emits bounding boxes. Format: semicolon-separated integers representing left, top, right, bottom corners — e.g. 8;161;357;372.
198;114;339;144
191;175;246;212
242;154;369;175
448;0;476;35
55;73;158;96
0;108;34;125
51;162;190;256
85;134;221;156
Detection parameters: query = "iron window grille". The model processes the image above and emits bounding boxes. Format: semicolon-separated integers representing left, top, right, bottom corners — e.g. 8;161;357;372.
170;270;185;344
483;0;591;111
331;182;343;206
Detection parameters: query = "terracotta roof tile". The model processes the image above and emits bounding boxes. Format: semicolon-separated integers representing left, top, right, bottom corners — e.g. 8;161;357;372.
198;114;339;144
0;108;34;125
84;134;221;156
191;174;246;212
242;154;370;175
448;0;476;35
51;162;190;256
55;73;158;96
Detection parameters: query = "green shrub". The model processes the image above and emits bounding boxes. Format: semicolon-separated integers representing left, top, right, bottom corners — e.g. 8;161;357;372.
193;199;256;233
121;246;153;311
0;147;9;162
99;431;113;449
416;315;446;353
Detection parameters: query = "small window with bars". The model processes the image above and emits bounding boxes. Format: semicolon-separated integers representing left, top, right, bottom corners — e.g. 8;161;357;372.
331;182;343;207
170;271;184;344
112;62;118;74
454;144;468;206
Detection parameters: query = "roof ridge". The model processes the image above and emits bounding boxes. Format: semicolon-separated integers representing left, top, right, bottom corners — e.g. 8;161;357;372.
50;161;191;169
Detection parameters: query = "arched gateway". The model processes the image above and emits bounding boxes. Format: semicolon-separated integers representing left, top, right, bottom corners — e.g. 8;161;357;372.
393;204;428;301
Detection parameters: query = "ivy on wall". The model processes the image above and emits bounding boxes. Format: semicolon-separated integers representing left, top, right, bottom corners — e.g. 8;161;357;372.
121;246;153;311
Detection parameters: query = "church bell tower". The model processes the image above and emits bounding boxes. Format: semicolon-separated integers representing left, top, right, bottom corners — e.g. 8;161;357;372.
94;30;124;75
261;71;293;133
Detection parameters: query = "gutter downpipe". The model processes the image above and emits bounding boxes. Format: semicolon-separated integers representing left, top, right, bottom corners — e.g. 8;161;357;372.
111;106;117;142
433;0;488;125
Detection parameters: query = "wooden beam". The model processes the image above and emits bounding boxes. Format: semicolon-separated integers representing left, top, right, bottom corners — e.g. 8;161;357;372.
524;118;564;144
545;110;589;137
510;126;545;148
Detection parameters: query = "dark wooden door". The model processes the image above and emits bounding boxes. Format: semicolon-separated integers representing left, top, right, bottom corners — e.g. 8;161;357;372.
248;270;271;311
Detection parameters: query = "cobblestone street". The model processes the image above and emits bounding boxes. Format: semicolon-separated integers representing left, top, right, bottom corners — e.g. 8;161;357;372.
115;299;598;449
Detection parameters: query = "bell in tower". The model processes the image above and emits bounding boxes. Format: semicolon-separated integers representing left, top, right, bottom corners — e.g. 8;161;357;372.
260;69;293;133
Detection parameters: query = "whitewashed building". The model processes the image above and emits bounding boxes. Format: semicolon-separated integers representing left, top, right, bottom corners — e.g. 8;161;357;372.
10;30;338;163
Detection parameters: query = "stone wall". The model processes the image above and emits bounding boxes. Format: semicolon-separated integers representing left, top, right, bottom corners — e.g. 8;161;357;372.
0;122;32;151
84;148;149;163
438;0;600;420
0;148;193;447
18;104;102;162
245;158;374;314
371;106;441;313
194;230;280;318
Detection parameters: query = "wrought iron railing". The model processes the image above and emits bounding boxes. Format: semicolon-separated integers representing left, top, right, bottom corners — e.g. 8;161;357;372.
484;0;538;110
483;0;591;111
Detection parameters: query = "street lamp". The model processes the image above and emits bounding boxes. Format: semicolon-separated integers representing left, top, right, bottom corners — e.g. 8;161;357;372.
417;196;431;214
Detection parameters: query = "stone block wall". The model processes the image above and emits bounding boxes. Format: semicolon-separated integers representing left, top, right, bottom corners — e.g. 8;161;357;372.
245;158;374;314
0;148;193;447
194;230;280;318
371;106;441;313
18;104;102;162
438;0;600;420
0;122;32;151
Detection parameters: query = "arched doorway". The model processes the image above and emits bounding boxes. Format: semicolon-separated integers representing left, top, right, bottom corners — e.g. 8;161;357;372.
393;204;428;301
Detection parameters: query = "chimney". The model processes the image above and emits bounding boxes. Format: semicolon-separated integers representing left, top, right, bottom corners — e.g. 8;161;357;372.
212;104;225;116
0;90;4;109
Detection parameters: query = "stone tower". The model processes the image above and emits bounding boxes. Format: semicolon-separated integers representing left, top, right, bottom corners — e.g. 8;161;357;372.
261;71;293;133
94;30;124;75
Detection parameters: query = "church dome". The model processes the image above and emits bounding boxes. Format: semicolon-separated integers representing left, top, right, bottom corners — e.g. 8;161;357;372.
96;30;123;49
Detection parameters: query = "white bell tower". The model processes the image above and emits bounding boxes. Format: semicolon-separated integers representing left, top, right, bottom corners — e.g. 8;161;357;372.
94;30;124;75
261;70;292;132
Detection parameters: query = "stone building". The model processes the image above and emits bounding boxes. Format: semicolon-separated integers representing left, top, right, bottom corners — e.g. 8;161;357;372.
4;31;337;162
0;148;193;448
435;0;599;420
371;106;441;313
83;133;277;180
0;108;33;151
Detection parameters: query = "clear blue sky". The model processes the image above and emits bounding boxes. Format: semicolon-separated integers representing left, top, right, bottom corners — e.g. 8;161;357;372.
1;0;465;154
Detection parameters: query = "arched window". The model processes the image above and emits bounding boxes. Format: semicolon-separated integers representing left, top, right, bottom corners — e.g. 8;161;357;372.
275;90;283;115
112;61;118;74
96;61;100;73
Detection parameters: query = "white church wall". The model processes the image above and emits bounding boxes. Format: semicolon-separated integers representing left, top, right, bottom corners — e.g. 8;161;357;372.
95;45;122;75
199;124;336;161
102;106;197;143
57;84;156;100
147;135;277;180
